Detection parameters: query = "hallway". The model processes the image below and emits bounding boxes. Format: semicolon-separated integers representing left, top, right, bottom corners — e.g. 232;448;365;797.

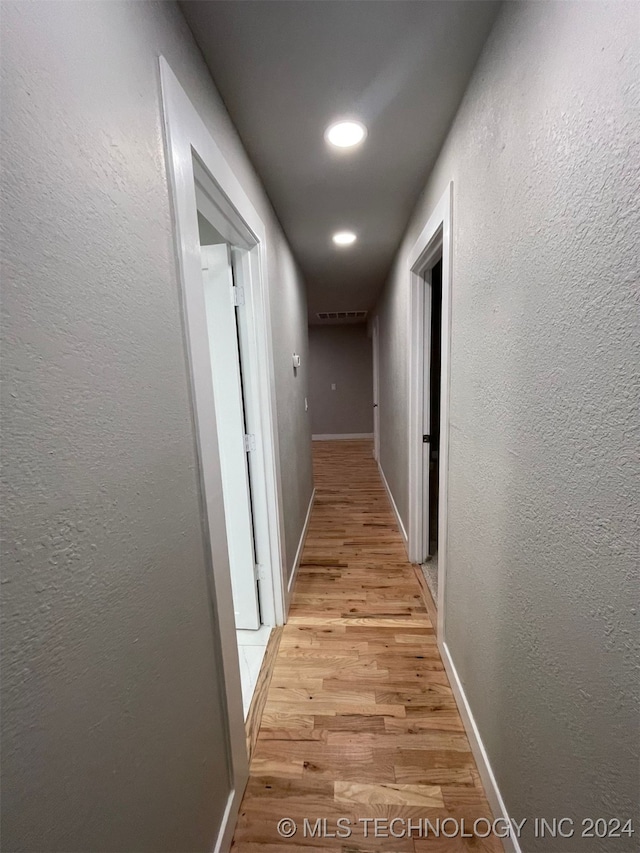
233;440;502;852
2;2;638;849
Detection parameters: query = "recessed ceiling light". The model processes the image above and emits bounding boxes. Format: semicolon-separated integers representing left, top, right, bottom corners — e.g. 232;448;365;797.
333;231;357;246
325;120;367;149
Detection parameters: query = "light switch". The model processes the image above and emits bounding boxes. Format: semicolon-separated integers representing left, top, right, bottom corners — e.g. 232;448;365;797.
331;383;336;391
304;397;308;411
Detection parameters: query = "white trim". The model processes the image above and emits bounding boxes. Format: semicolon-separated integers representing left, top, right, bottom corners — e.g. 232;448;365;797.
159;56;287;853
440;642;522;853
312;433;373;440
213;790;238;853
287;488;316;597
377;461;408;549
407;182;453;642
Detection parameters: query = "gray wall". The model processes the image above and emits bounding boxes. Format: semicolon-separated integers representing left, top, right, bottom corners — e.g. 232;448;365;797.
309;324;373;436
376;3;640;850
0;1;312;850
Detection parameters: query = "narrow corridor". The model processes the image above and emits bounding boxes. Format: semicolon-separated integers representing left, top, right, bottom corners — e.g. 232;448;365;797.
232;440;503;852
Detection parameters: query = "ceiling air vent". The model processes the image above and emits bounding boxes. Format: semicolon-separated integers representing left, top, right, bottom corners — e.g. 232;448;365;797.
316;310;368;324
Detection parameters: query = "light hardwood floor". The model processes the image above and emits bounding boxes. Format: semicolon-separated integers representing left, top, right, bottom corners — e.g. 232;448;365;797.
232;439;502;852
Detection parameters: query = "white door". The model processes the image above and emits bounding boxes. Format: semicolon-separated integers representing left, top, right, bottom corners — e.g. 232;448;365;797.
421;279;432;562
202;244;260;630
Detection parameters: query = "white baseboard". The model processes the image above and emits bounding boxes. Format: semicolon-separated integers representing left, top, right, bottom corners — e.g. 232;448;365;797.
287;487;315;595
440;640;522;853
312;433;373;440
377;461;408;548
213;787;241;853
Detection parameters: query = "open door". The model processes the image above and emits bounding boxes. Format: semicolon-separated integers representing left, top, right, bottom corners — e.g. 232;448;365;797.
372;317;380;462
202;244;260;630
422;259;443;562
421;276;432;562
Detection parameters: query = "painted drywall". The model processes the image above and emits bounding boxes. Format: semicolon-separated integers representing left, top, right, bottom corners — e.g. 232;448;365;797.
0;1;312;850
375;3;640;850
268;244;315;583
308;325;373;436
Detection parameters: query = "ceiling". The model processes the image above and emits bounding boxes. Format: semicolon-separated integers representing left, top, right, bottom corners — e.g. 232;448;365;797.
180;1;501;323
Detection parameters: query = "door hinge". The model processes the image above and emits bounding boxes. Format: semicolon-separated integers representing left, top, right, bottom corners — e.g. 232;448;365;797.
423;434;430;443
255;564;266;582
244;433;256;452
232;285;245;306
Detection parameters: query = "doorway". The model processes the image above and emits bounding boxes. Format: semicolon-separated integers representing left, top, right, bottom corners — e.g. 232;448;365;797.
408;182;452;643
421;257;442;602
372;317;380;462
197;205;271;717
198;218;260;631
161;56;289;850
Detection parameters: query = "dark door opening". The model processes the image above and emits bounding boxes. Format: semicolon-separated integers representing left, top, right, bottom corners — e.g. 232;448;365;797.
428;258;442;558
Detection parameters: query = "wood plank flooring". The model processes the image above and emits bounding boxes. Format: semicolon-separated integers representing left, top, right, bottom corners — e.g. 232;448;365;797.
246;627;284;762
232;440;502;852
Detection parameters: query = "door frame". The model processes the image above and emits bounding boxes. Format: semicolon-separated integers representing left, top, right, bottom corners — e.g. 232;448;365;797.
407;182;453;643
159;57;286;851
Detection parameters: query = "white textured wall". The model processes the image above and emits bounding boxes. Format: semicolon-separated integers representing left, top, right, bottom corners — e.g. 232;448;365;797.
0;0;312;849
376;2;640;848
309;325;373;436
